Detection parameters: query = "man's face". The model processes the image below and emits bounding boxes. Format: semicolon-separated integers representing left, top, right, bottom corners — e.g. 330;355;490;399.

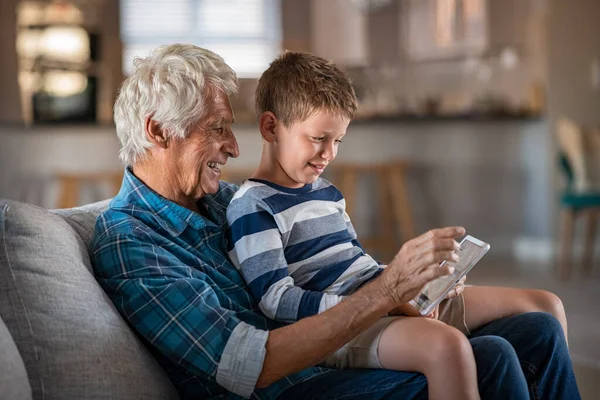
274;111;349;188
169;90;239;199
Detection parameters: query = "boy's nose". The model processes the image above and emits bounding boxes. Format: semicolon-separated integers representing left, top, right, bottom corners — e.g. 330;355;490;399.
321;143;336;161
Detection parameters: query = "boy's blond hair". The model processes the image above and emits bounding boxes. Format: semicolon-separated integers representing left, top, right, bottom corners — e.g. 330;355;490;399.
255;51;358;127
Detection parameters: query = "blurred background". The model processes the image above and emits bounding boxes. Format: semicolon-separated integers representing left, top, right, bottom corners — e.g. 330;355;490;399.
0;0;599;396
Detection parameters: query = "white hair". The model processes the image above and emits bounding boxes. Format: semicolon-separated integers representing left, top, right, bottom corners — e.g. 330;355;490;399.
113;44;238;167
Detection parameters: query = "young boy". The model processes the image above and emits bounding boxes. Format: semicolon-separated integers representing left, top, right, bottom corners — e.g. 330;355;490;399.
226;51;568;400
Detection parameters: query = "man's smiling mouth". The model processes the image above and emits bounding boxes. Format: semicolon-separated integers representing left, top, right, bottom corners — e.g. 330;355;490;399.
207;162;224;172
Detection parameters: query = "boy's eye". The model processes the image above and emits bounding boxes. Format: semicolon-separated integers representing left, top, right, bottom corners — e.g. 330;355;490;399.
311;136;325;141
335;139;343;144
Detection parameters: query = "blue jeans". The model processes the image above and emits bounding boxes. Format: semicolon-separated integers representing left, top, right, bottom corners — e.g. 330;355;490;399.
280;312;581;399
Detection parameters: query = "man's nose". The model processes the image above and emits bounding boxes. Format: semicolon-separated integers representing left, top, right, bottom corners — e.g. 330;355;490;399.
224;130;240;158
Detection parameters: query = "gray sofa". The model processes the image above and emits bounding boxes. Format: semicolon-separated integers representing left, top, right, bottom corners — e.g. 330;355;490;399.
0;199;180;400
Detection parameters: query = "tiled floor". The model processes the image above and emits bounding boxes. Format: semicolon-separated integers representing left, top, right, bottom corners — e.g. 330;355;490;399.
467;258;600;400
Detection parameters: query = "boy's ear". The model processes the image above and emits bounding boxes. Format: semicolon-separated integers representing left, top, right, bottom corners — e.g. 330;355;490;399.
258;111;278;143
144;116;169;148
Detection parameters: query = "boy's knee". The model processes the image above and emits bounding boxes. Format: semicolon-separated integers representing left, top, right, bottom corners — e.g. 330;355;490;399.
428;325;472;365
540;291;565;318
529;290;565;318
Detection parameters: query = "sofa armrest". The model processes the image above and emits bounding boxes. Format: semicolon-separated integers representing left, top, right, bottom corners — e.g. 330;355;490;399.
0;314;31;400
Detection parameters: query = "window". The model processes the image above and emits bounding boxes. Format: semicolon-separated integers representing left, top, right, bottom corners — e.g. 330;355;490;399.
120;0;281;77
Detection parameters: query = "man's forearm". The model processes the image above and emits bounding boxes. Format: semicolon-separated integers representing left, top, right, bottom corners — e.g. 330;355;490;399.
256;280;393;388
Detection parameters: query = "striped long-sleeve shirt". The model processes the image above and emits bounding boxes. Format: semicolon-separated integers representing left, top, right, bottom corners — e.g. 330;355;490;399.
226;178;383;323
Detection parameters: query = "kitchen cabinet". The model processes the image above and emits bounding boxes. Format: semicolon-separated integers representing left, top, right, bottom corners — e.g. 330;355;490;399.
404;0;487;61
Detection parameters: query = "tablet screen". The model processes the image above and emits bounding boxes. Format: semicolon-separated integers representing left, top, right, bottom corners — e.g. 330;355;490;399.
410;235;490;315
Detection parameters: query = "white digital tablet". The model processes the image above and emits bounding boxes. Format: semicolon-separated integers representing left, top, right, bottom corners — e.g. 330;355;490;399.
409;235;490;316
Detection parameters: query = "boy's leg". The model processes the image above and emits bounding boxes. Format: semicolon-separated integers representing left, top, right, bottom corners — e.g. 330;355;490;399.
279;339;530;400
462;286;568;340
377;317;480;400
469;312;581;400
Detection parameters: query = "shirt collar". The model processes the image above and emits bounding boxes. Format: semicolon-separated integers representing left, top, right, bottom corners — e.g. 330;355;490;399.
111;168;223;237
248;178;313;194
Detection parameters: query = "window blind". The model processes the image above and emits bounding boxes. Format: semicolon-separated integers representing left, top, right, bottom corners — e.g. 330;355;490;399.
120;0;280;77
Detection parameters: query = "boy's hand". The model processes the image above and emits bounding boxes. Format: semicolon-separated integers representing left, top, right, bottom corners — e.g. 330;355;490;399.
424;305;440;319
444;276;467;299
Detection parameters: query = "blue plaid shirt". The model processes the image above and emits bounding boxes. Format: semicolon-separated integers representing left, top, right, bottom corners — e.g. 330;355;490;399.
91;169;328;399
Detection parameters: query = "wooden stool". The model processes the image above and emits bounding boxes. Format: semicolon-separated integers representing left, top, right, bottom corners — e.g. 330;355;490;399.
331;161;415;260
56;171;123;209
558;207;600;280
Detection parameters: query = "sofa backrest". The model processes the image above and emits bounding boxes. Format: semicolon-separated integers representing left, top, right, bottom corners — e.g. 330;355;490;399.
52;199;112;254
0;199;179;400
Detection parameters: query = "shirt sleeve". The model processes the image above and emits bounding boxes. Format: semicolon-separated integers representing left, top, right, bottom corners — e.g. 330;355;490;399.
92;232;266;398
341;207;365;252
342;204;386;268
227;198;343;322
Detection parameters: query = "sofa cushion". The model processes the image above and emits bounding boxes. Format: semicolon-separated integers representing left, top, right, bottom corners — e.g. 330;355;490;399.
0;199;179;400
52;199;112;254
0;315;32;400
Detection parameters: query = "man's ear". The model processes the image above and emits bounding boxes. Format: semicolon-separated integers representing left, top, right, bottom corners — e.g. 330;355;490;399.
258;111;278;143
144;116;169;148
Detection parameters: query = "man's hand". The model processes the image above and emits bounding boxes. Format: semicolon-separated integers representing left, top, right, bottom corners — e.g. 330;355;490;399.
378;227;465;308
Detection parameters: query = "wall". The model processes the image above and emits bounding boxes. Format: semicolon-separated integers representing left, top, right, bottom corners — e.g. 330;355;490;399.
547;0;600;128
281;0;311;52
310;0;368;66
0;0;23;123
0;126;121;209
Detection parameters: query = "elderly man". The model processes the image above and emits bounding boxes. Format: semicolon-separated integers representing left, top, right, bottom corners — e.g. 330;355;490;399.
91;44;579;400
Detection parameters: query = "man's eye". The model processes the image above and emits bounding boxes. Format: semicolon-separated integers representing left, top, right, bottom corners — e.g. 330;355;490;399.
214;128;224;134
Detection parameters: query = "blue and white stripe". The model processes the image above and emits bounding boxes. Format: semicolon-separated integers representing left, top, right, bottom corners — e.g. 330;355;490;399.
226;178;383;323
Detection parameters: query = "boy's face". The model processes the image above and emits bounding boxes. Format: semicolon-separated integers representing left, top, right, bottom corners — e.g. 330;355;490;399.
274;111;350;188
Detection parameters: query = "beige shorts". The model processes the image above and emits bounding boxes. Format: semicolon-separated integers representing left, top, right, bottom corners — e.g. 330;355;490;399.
322;294;470;370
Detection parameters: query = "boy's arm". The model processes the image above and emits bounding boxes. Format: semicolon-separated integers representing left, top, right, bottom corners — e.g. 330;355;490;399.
342;207;386;268
227;200;344;322
342;203;421;315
